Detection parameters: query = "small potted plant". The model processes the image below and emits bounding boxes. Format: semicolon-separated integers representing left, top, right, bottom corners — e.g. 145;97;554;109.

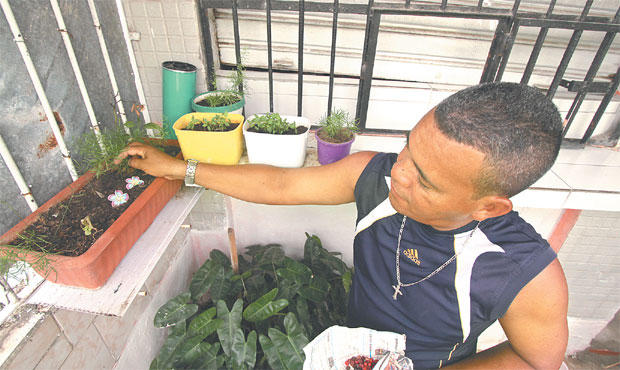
192;63;246;115
173;112;245;165
243;113;311;168
315;108;359;165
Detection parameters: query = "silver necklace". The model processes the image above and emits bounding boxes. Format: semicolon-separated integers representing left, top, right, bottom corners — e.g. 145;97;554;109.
392;215;481;300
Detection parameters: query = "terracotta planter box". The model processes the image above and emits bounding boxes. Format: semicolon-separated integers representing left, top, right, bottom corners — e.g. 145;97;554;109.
0;145;183;290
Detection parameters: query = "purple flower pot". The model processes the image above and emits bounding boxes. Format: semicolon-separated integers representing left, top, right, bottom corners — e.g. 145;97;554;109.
315;129;355;165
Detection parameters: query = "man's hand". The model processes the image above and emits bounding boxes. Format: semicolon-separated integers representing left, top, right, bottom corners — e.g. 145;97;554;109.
115;142;186;180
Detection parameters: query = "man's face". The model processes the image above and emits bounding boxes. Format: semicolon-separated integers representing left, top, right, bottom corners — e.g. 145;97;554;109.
388;110;487;231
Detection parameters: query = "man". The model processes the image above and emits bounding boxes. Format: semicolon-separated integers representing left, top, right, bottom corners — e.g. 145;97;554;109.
118;82;568;369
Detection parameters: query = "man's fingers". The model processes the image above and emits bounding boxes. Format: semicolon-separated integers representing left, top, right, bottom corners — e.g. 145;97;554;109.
114;142;145;165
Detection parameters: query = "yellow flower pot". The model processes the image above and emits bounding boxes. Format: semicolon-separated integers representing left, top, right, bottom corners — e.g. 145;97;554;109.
173;112;245;165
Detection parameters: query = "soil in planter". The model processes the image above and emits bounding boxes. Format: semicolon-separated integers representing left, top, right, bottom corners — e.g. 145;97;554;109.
5;146;180;258
317;128;354;144
247;126;308;135
183;123;239;132
6;169;155;257
195;96;241;107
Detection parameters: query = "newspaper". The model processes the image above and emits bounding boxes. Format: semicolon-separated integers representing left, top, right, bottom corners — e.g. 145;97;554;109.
302;326;411;370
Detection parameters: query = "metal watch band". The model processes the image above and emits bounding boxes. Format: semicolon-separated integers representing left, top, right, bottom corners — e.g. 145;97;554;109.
184;159;199;186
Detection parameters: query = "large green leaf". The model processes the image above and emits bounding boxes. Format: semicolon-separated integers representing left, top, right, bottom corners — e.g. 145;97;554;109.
209;267;233;302
245;273;268;301
295;296;313;338
216;299;243;356
299;276;329;303
190;260;224;300
210;249;231;268
303;233;323;269
282;312;309;356
258;334;286;370
244;244;281;261
188;342;224;370
274;279;300;303
259;313;308;370
175;336;208;368
150;321;186;369
243;288;288;322
276;257;312;284
154;292;198;328
231;329;257;370
320;251;348;275
255;244;285;267
188;307;222;339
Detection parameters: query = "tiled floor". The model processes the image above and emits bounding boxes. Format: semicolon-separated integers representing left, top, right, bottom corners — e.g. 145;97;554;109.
564;309;620;369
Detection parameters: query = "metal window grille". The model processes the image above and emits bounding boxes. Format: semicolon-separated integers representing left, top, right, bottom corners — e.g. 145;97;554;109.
198;0;620;146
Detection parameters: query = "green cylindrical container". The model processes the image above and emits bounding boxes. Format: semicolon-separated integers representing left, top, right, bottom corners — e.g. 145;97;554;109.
162;61;197;139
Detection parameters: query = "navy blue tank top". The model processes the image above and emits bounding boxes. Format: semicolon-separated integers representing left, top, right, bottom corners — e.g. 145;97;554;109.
348;153;557;369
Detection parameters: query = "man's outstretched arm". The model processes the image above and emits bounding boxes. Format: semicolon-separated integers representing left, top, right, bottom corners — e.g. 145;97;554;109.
443;259;568;369
116;141;377;205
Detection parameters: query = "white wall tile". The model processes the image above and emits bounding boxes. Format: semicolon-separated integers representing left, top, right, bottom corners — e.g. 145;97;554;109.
165;20;183;36
145;2;163;18
161;2;179;18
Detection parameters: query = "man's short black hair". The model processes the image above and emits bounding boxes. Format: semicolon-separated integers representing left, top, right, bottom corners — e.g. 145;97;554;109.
434;82;563;198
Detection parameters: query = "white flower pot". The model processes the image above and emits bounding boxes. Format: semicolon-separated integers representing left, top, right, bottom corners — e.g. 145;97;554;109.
243;115;311;168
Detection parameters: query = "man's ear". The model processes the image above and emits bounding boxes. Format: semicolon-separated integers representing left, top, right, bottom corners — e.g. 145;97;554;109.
472;196;513;221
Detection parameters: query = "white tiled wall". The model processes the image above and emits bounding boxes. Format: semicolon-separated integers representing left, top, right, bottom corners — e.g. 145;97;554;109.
559;210;620;321
123;0;208;122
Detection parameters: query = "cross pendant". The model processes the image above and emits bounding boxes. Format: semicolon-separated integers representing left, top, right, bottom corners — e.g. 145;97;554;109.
392;284;403;300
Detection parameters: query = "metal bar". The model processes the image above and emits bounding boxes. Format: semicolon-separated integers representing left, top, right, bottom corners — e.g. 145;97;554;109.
355;0;374;126
1;0;78;181
565;6;620;137
327;0;339;116
51;0;102;139
205;0;508;17
520;0;556;84
297;0;304;116
116;0;151;124
267;0;274;112
494;21;519;81
494;0;522;81
198;0;216;90
440;0;447;11
546;0;593;99
477;0;484;12
232;0;244;95
580;65;620;144
203;0;613;23
0;133;38;212
518;18;620;32
87;0;127;125
480;17;511;83
356;10;381;129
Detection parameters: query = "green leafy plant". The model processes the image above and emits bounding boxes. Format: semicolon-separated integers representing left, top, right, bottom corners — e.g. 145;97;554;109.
0;230;57;283
76;119;163;177
318;108;360;143
199;62;247;108
151;233;353;370
247;113;297;135
185;113;233;132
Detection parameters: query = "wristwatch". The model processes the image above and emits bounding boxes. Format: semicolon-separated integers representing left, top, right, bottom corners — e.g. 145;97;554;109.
184;159;199;187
